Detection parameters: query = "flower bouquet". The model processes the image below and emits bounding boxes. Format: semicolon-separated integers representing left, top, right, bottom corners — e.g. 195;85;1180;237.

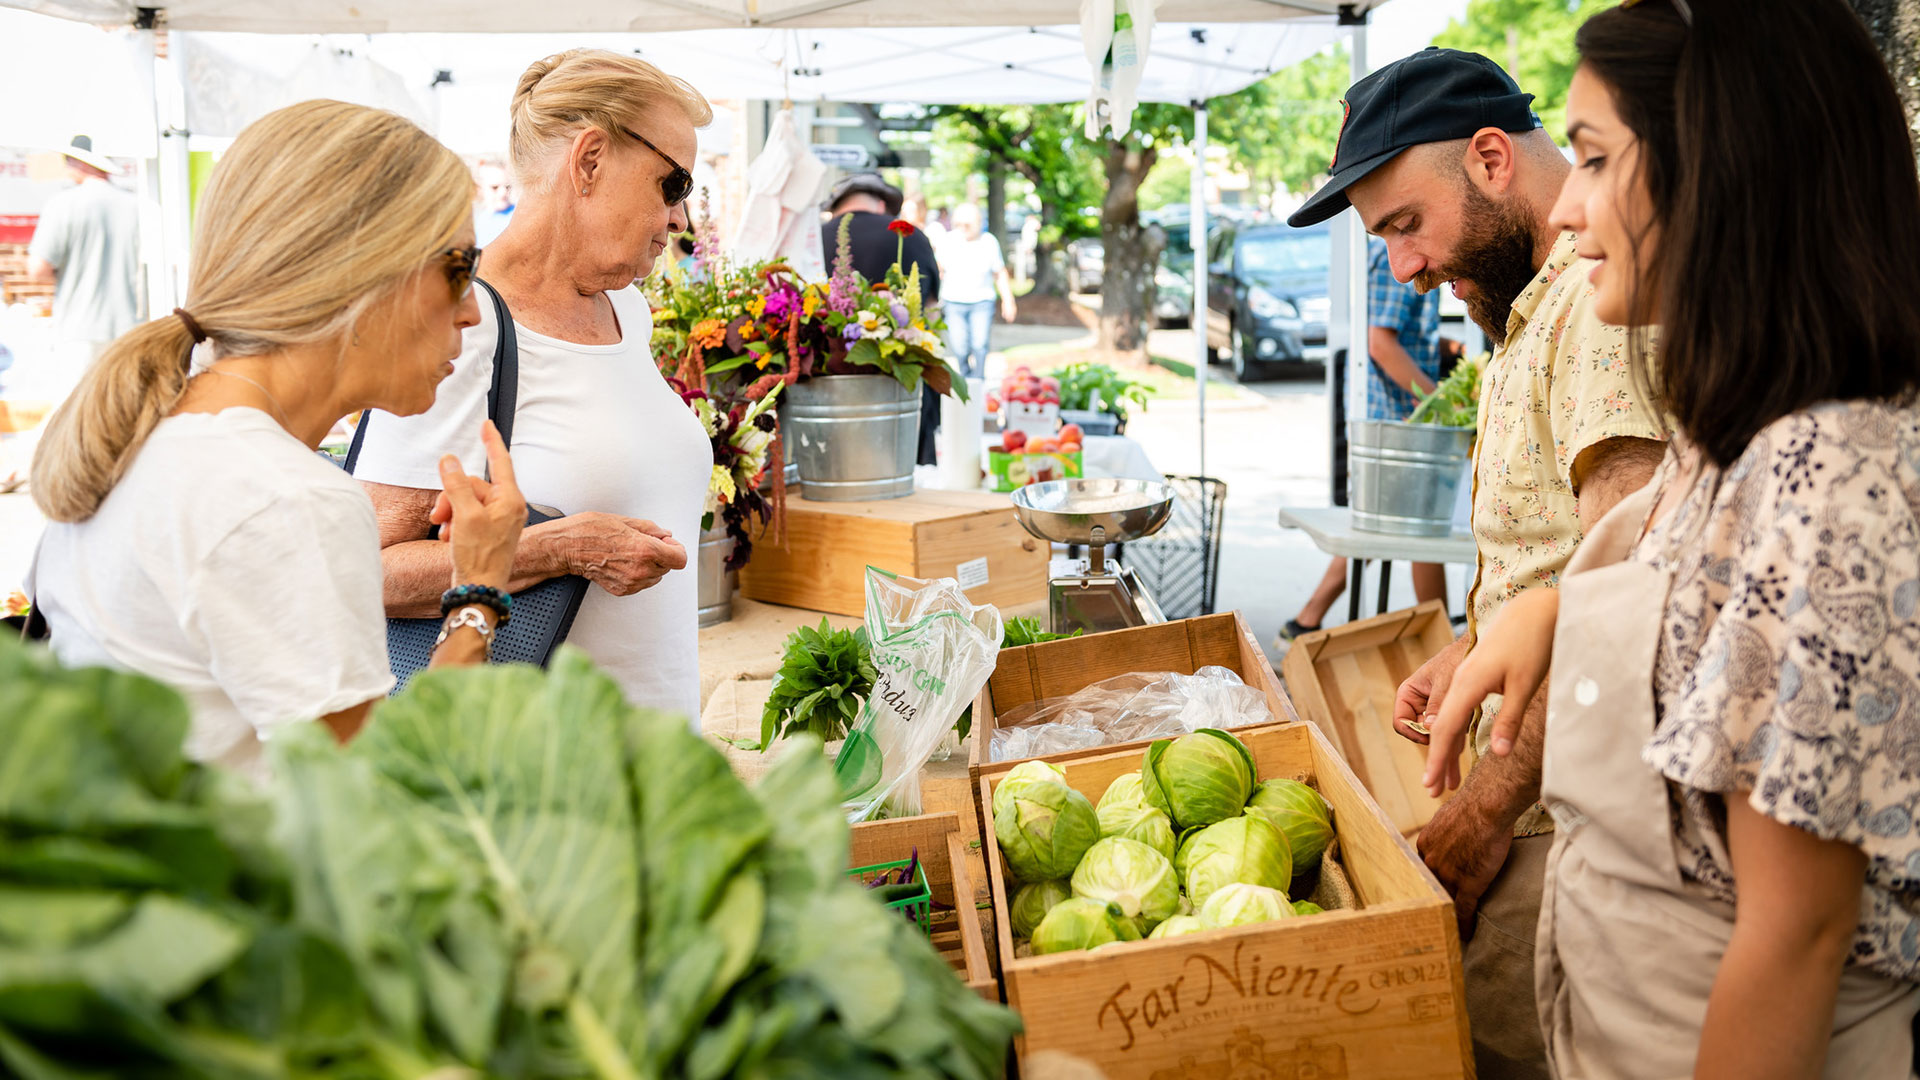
668;377;784;570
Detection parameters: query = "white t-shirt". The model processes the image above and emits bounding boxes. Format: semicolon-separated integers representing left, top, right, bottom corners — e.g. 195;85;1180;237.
936;233;1006;304
29;408;394;777
350;284;710;723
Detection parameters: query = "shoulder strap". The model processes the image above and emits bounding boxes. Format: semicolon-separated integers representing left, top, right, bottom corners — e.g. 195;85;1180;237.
342;278;518;476
478;277;518;450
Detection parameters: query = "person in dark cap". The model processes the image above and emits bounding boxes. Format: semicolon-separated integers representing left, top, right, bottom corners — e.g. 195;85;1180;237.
1293;48;1668;1080
821;172;945;465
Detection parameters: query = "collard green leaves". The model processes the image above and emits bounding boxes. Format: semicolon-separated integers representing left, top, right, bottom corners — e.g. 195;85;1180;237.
761;618;878;748
0;638;1018;1080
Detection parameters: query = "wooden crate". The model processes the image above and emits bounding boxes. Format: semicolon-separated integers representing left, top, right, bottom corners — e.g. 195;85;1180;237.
849;811;999;1002
739;488;1048;617
981;724;1471;1079
1281;601;1469;837
966;612;1298;787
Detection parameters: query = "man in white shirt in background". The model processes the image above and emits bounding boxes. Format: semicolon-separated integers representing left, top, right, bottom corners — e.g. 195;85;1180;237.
27;136;140;376
933;204;1017;380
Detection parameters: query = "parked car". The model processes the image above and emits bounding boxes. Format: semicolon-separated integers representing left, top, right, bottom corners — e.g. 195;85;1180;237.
1065;237;1104;294
1153;222;1196;326
1204;220;1330;382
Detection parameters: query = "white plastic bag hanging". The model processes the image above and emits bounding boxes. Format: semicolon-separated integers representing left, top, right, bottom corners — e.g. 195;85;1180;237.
834;569;1002;821
1081;0;1158;139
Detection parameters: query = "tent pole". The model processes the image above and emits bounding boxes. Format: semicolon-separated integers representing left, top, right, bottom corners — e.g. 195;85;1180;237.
1191;99;1207;480
1336;19;1367;498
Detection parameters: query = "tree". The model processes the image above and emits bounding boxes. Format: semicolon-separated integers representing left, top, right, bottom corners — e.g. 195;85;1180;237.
1848;0;1920;129
1432;0;1620;142
924;104;1103;296
1209;44;1351;205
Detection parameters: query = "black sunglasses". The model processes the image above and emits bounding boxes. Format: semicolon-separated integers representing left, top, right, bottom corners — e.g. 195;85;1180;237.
620;126;695;207
442;245;482;301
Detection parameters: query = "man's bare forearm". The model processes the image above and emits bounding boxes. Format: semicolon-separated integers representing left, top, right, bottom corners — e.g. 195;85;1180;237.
1454;674;1550;829
1575;435;1665;523
381;523;571;616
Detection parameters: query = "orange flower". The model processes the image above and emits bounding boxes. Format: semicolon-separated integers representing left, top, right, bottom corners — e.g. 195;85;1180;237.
691;319;728;348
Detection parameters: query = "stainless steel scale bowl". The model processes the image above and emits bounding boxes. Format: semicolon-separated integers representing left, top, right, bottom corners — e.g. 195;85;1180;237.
1009;478;1175;635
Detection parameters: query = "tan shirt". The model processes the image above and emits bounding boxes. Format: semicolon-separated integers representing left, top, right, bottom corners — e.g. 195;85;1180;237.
1465;231;1666;832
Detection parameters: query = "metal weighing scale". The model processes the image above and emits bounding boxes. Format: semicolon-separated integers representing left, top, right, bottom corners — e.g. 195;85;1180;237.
1010;478;1175;636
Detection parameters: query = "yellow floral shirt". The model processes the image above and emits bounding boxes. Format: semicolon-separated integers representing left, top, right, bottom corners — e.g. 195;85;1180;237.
1466;231;1666;832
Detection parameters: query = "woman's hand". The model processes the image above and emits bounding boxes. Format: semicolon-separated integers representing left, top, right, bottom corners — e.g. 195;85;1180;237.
1422;587;1560;796
1000;295;1018;323
431;420;526;591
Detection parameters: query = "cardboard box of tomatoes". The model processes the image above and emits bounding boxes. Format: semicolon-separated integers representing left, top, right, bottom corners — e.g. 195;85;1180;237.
987;366;1064;439
987;424;1086;492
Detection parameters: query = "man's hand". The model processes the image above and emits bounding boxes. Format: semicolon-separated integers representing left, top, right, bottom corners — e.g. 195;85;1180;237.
1394;633;1472;744
1418;796;1515;941
548;512;687;596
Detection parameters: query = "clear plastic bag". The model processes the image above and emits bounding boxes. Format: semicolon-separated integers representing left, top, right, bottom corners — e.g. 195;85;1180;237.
834;569;1002;821
987;665;1273;762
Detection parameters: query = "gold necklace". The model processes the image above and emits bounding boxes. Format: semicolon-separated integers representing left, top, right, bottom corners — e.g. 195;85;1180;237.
201;367;294;431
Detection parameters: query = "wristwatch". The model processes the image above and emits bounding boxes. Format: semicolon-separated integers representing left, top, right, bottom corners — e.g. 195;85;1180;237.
436;605;495;654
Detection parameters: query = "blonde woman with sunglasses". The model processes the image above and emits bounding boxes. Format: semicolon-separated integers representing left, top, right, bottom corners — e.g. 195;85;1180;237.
26;101;527;778
352;51;715;723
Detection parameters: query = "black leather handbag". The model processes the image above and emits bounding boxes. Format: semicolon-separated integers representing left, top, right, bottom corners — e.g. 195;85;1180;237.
343;279;588;694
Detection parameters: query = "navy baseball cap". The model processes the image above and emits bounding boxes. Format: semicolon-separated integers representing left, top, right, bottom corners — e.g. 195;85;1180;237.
1288;48;1539;228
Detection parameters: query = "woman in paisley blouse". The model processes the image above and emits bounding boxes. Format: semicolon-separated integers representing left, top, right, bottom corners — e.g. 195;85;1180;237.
1421;0;1920;1076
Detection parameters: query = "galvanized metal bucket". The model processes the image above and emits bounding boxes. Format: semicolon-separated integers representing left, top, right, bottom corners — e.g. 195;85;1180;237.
696;525;736;628
1348;420;1475;537
781;374;919;501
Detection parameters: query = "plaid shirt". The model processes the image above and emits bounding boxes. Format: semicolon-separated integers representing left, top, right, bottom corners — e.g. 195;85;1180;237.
1362;239;1442;421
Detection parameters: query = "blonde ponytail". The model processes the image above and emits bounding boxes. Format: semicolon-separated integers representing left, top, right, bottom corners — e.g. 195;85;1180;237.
30;99;472;522
30;318;197;522
509;49;712;193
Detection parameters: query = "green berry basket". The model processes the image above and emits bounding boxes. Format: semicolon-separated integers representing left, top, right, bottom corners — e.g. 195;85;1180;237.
846;856;933;937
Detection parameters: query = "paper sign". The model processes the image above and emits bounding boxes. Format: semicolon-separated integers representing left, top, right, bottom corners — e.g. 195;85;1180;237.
956;557;990;590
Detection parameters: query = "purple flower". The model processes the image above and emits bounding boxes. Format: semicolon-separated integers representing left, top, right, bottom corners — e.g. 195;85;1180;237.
842;324;863;342
889;300;908;326
764;287;799;320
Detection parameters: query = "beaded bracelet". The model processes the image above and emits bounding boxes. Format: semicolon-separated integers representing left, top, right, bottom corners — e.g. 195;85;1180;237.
441;584;511;627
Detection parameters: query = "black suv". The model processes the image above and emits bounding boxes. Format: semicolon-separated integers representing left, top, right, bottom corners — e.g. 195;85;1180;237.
1204;220;1331;382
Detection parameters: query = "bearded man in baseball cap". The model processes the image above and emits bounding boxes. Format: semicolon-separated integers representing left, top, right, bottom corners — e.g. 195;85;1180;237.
1296;49;1669;1079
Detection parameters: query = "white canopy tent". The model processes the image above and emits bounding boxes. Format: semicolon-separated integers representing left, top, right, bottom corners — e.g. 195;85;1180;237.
3;0;1383;478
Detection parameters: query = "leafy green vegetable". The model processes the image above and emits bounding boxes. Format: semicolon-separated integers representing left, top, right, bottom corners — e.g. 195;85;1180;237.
1030;898;1138;955
1049;362;1155;422
1245;778;1335;869
992;779;1100;884
0;638;1020;1079
1142;729;1256;831
761;618;878;749
1407;353;1483;428
1146;915;1210;940
1175;813;1293;910
1009;881;1071;939
1197;882;1294;928
1068;837;1179;935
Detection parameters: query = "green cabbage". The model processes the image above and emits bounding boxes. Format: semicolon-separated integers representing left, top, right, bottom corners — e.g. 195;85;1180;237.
1031;897;1140;955
1176;814;1293;909
1010;880;1072;939
1097;772;1149;814
1292;900;1326;916
992;760;1069;819
1245;778;1335;868
1142;729;1256;830
1146;915;1212;940
1198;882;1296;928
1069;837;1179;933
993;778;1100;883
1096;802;1177;860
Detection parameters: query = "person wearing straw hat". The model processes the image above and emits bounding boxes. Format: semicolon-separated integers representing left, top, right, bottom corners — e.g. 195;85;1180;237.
9;136;142;492
27;135;141;372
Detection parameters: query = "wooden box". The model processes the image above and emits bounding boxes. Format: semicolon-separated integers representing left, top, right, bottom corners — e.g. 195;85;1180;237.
966;612;1297;787
739;489;1048;617
980;724;1471;1079
1281;602;1469;837
849;811;998;1002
